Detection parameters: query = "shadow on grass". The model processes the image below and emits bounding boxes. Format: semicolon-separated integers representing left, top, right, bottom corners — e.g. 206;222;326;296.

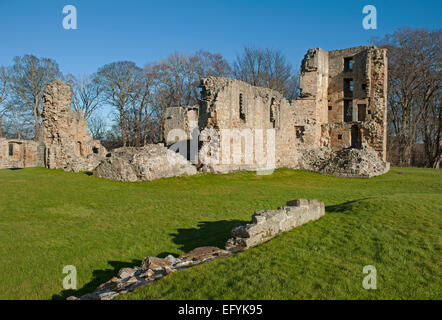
51;259;142;300
51;200;377;300
170;219;248;252
325;198;373;214
52;219;246;300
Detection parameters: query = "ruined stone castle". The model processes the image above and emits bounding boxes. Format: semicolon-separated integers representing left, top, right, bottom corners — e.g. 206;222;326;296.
0;81;106;172
165;45;390;177
0;45;390;179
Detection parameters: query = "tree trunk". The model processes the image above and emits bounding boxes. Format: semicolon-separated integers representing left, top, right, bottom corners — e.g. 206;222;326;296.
32;100;41;141
120;105;126;147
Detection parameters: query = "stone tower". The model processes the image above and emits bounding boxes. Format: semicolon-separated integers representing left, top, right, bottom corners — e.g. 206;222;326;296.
39;80;106;172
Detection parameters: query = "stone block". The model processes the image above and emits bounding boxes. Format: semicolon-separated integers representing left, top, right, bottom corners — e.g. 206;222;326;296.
226;199;326;251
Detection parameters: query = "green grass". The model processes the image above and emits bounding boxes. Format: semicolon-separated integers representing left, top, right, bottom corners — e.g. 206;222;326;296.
0;167;440;300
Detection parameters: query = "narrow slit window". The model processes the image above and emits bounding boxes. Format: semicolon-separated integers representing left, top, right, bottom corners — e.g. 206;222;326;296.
239;93;246;122
270;98;276;128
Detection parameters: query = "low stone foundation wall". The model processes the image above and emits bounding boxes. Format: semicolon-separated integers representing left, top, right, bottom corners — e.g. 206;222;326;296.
69;247;231;300
226;199;325;251
67;199;325;300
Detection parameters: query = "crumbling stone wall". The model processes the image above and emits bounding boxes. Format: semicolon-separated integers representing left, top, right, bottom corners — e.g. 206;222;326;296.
164;105;199;146
191;45;389;177
39;80;107;172
2;46;389;179
226;199;325;251
0;80;106;172
197;77;279;173
326;46;388;161
0;138;39;169
69;246;231;300
68;198;325;300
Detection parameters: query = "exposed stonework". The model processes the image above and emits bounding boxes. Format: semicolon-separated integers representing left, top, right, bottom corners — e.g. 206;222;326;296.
93;144;197;182
67;199;325;300
0;80;107;171
226;199;325;251
0;138;40;169
39;81;107;172
166;45;389;178
164;105;199;146
2;46;389;179
300;142;390;178
326;47;388;161
197;76;283;173
67;246;231;300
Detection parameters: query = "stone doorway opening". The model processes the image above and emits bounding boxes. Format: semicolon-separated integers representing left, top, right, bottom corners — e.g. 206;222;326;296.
351;125;361;148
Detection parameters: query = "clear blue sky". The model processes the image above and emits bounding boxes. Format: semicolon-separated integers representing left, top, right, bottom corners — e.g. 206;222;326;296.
1;0;441;76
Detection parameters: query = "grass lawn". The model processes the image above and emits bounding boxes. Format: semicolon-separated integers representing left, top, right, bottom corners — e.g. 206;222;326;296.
0;167;440;300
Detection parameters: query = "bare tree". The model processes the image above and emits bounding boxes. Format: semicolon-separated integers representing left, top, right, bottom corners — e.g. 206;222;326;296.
87;114;107;140
1;103;34;139
149;50;231;141
95;61;142;146
0;66;10;137
9;55;62;140
375;28;441;167
92;51;230;146
125;69;157;146
193;50;232;98
233;46;299;99
66;74;102;120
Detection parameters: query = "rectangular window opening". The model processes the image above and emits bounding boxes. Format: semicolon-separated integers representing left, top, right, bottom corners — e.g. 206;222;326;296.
344;100;353;123
344;79;353;98
344;57;353;71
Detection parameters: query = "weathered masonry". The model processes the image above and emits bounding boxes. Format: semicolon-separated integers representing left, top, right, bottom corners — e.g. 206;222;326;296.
68;198;326;300
165;45;390;177
39;81;106;172
0;138;40;169
1;45;389;179
0;81;106;171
